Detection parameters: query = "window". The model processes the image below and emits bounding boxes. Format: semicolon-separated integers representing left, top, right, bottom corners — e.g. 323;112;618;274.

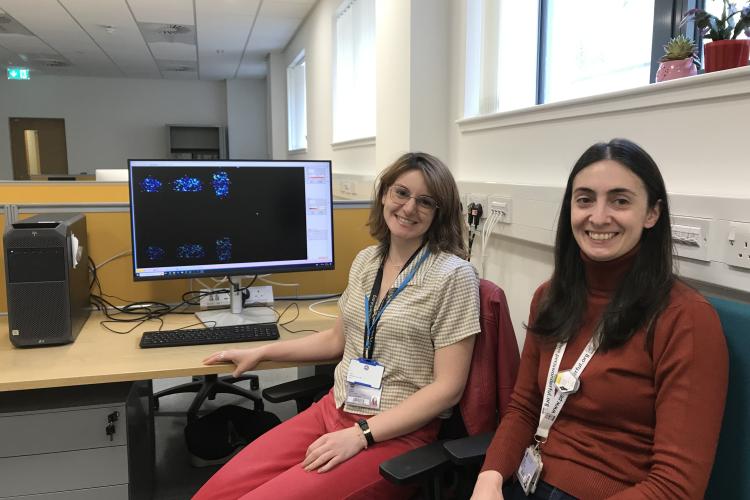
333;0;376;143
465;0;695;117
287;51;307;151
543;0;655;103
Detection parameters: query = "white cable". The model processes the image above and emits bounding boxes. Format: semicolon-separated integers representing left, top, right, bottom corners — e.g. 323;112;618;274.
95;250;132;269
308;297;340;318
258;276;300;287
480;210;502;278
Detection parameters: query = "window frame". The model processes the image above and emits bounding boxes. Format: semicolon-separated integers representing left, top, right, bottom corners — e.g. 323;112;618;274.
286;50;307;153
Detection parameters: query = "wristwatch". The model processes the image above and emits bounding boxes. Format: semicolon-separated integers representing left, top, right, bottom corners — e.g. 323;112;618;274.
357;419;376;447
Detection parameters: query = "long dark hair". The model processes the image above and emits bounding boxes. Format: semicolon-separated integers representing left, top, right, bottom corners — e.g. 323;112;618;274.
368;152;467;259
528;139;675;351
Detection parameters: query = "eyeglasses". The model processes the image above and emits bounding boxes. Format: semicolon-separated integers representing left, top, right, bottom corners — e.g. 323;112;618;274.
388;185;439;212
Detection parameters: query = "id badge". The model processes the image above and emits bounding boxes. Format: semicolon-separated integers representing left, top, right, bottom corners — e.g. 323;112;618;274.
345;382;382;409
516;445;543;495
346;358;384;389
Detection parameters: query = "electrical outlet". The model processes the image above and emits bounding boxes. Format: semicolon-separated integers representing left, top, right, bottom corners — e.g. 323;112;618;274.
488;196;513;223
671;215;710;262
246;285;274;305
200;289;230;309
725;223;750;270
465;193;488;219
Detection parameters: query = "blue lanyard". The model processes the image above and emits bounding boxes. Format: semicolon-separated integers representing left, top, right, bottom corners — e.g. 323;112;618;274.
363;248;430;359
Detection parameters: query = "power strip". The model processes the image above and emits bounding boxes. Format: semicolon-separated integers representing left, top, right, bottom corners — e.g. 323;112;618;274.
200;289;231;309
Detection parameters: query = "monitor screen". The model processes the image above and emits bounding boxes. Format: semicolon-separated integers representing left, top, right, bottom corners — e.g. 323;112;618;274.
128;159;334;281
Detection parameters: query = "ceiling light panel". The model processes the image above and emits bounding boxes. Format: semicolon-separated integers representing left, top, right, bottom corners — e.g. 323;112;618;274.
149;40;196;61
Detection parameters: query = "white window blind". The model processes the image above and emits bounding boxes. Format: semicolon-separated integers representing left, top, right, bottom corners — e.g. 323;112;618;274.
333;0;376;143
464;0;539;117
287;51;307;151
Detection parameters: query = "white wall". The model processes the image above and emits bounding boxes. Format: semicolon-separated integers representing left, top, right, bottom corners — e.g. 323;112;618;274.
226;79;268;159
0;75;228;178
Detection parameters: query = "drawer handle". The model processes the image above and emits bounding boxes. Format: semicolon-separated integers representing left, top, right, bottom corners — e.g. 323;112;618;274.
106;411;119;441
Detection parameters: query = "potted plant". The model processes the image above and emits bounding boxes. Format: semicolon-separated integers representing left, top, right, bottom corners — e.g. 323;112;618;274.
656;35;699;82
681;1;750;72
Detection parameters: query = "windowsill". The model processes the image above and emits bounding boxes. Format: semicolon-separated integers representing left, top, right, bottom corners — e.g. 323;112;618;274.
331;136;376;150
287;148;307;155
457;65;750;133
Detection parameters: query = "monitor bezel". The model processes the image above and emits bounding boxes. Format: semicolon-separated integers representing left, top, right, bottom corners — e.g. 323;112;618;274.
127;158;335;282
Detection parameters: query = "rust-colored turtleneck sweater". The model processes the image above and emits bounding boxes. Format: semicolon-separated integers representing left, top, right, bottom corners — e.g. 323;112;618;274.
481;249;728;499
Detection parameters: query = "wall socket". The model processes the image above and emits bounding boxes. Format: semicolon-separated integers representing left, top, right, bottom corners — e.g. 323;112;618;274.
200;289;230;309
465;193;488;220
246;285;274;305
725;223;750;270
488;196;513;223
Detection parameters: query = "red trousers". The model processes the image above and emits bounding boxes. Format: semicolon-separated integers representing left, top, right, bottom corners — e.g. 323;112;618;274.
192;392;441;499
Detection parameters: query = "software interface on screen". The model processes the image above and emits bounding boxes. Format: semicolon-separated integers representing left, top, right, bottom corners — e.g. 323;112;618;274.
128;160;334;281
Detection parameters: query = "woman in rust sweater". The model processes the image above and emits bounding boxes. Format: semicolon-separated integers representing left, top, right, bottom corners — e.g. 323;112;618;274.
472;139;728;500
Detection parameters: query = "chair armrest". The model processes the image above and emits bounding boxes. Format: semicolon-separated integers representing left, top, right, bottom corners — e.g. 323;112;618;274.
443;431;493;465
379;440;450;485
261;374;333;403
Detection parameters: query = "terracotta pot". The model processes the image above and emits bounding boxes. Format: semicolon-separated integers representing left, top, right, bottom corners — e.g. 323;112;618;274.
704;39;750;73
655;57;698;82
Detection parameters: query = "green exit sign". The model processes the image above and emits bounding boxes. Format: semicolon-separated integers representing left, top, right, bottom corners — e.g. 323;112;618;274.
7;67;30;80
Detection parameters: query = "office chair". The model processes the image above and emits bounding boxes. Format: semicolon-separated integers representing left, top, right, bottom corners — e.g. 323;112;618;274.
704;296;750;499
261;364;336;413
153;373;264;421
379;279;520;499
435;295;750;500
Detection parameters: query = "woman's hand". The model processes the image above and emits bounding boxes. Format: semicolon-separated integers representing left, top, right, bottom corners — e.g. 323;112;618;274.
302;425;366;473
471;470;504;500
202;348;264;377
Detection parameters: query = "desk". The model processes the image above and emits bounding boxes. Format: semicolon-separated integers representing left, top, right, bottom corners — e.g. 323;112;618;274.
0;301;337;499
0;301;338;392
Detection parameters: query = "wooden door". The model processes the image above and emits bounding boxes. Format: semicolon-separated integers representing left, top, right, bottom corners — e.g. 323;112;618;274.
9;118;69;180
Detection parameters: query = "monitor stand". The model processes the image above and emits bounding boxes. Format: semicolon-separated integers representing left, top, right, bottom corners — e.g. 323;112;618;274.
195;277;276;327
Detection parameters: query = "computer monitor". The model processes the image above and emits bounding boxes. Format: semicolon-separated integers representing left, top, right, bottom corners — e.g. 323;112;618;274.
127;159;334;326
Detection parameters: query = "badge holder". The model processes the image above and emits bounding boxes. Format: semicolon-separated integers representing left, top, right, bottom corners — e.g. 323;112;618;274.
345;358;385;410
517;442;543;495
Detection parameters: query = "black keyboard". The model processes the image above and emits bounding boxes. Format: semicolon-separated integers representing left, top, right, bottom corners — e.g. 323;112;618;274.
139;323;280;348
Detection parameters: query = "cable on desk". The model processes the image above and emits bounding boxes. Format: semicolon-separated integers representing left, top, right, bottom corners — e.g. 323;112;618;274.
308;297;340;318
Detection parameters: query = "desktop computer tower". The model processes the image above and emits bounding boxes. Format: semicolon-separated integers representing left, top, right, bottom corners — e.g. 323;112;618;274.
4;213;91;347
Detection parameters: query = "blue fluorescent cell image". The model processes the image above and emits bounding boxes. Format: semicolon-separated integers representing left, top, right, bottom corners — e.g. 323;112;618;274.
140;176;163;193
212;171;230;199
216;237;232;262
172;175;203;193
176;243;206;259
146;246;166;261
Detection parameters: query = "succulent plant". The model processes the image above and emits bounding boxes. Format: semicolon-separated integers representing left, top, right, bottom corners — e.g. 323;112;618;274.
660;35;697;62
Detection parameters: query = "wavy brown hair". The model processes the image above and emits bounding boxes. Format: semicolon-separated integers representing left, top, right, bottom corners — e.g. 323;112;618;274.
368;152;467;259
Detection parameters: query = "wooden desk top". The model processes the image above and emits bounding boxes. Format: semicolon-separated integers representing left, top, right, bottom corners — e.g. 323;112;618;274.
0;301;338;392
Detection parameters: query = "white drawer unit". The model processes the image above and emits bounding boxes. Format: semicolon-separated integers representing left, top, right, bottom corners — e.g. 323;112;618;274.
0;382;153;499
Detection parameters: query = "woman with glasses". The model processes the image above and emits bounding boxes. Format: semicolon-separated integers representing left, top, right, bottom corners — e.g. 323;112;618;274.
471;139;728;500
195;152;480;499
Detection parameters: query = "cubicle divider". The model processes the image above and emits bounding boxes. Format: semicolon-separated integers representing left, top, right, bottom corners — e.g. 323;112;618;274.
0;182;374;313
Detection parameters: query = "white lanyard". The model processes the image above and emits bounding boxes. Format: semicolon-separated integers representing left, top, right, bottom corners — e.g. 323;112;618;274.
536;335;599;440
